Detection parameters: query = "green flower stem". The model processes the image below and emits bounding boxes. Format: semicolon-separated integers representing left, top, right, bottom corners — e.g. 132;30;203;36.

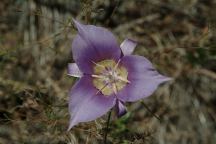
104;110;112;144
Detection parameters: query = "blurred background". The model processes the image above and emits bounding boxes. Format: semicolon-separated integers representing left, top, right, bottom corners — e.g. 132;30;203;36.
0;0;216;143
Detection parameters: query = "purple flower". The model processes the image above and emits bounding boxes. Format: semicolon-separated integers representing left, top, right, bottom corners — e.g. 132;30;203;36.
67;20;171;130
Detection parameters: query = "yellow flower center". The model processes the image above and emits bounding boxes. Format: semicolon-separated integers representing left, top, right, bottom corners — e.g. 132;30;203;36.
92;59;130;96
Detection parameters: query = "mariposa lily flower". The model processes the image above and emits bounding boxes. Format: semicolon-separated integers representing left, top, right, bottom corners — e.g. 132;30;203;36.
68;20;171;130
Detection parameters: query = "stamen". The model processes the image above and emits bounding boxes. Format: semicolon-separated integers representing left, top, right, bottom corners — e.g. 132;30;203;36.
96;83;109;95
117;76;131;83
91;74;105;79
112;83;117;94
113;59;121;71
91;61;106;69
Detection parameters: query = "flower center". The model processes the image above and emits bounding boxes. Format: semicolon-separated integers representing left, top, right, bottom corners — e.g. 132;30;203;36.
92;59;130;96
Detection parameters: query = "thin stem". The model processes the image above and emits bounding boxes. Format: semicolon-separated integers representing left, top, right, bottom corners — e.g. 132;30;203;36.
104;111;112;144
141;101;161;122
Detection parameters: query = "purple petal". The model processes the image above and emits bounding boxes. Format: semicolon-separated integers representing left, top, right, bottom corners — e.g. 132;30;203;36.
120;39;137;56
72;20;121;74
117;55;171;102
68;76;116;130
68;63;83;78
116;100;127;117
